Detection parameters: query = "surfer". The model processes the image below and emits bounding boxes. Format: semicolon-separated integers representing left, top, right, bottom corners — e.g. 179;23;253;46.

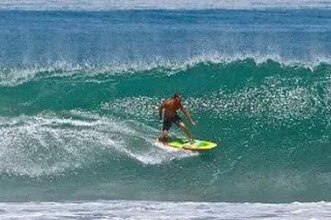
158;92;196;143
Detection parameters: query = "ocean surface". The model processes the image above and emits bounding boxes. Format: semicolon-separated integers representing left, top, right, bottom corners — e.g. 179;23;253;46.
1;2;331;219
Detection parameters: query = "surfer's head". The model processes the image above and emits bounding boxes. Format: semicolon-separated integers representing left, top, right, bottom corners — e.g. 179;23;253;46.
173;92;182;102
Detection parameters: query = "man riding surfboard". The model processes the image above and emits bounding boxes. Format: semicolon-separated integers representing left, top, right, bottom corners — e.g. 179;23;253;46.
158;92;196;143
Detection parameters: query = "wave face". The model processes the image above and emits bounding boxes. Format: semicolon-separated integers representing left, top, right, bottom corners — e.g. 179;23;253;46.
0;10;331;202
1;60;331;202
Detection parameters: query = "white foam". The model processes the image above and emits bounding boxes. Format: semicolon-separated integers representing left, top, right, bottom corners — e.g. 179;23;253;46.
0;200;330;219
101;76;322;125
1;53;329;87
0;111;196;177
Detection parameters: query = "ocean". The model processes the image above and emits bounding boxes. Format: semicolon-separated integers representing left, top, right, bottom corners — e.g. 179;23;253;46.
1;1;331;219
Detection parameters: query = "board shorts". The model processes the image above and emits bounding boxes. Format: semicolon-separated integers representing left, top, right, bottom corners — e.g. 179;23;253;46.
163;115;182;131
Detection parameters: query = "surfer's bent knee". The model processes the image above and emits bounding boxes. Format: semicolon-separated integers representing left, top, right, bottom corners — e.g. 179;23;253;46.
178;122;186;129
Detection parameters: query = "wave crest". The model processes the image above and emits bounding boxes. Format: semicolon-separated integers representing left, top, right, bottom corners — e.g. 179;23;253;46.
1;55;331;87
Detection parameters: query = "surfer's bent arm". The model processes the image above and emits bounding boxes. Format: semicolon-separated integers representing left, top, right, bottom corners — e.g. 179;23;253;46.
159;102;165;120
180;105;195;125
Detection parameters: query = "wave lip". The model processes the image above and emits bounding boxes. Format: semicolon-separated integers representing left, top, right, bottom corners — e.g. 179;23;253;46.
1;55;331;87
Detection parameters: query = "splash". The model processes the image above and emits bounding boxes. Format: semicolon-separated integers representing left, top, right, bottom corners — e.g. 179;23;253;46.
0;111;196;177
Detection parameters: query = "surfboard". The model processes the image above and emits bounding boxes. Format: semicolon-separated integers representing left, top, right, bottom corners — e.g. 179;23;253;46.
157;138;217;151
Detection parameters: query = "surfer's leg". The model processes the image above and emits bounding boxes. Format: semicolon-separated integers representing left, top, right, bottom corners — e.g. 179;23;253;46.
178;122;194;143
159;118;172;141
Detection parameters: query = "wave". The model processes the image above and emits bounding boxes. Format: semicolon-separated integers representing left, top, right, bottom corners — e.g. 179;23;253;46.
1;56;331;87
1;57;331;202
1;0;331;11
0;200;330;219
1;58;331;124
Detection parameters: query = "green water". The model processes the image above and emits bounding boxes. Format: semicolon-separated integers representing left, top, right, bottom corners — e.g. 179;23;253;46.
0;59;331;202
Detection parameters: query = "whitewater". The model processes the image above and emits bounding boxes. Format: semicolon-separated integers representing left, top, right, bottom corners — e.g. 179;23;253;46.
0;3;331;219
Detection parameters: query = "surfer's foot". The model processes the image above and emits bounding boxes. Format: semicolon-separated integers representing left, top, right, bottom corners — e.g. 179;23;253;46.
158;136;171;142
157;137;165;142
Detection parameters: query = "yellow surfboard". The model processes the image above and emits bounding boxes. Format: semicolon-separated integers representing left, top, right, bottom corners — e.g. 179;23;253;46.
157;138;217;151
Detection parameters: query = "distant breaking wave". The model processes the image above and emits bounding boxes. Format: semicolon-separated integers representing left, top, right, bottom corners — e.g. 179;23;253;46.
1;0;331;10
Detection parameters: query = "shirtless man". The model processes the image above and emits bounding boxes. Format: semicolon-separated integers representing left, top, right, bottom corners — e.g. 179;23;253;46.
158;92;196;142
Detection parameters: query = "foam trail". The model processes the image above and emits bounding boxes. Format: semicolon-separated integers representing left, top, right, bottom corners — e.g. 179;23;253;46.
0;111;196;177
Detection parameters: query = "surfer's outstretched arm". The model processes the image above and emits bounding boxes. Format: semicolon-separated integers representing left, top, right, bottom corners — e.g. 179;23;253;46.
180;105;196;126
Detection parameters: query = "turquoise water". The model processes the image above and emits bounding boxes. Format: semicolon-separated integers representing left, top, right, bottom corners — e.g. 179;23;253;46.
0;9;331;204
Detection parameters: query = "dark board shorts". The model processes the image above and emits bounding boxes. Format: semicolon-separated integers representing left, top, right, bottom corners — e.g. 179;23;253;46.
163;115;182;131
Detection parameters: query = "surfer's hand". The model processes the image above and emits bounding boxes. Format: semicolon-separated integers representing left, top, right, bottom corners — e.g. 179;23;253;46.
191;121;196;126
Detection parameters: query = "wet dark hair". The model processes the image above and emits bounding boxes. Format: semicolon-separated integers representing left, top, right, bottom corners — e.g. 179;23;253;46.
173;92;182;98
